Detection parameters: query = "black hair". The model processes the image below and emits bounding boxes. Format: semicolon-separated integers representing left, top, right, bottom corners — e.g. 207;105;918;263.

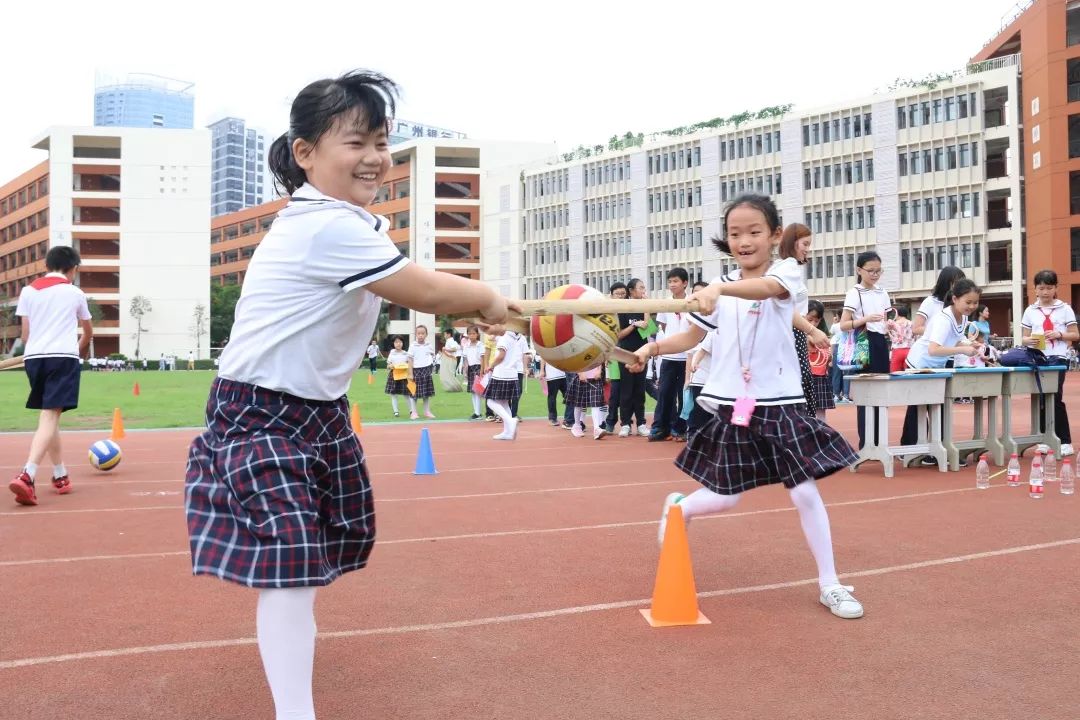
268;70;399;196
806;299;829;333
897;305;910;319
45;246;81;273
931;266;966;302
391;334;404;345
625;277;644;293
692;280;708;290
609;281;627;295
950;278;981;301
711;193;781;255
1034;269;1058;286
856;250;881;269
666;267;689;283
969;303;988;322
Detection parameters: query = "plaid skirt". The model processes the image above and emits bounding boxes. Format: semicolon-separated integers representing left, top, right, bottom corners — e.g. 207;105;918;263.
794;329;817;417
567;376;604;408
411;365;435;398
812;374;835;410
466;363;482;391
185;378;375;588
485;376;521;401
385;372;409;395
675;403;857;495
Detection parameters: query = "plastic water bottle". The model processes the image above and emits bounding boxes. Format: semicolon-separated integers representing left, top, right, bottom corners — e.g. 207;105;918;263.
1030;455;1044;499
1061;459;1075;495
1007;453;1022;487
975;455;991;490
1044;451;1058;482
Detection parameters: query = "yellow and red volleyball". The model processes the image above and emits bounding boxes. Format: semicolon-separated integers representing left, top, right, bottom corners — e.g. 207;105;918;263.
530;284;619;373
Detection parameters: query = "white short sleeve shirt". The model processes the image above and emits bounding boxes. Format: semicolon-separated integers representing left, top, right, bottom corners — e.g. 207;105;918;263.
1022;301;1078;358
493;332;523;380
15;274;91;359
843;285;892;335
217;184;409;400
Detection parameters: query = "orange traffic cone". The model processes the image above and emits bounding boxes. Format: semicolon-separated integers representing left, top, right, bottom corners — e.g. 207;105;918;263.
367;374;374;385
350;403;362;435
110;407;126;441
132;382;141;397
640;504;710;627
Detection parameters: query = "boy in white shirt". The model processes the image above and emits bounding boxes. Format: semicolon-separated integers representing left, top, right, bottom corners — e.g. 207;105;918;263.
10;247;93;506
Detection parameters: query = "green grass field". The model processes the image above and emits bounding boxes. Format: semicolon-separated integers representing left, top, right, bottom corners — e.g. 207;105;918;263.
0;369;630;432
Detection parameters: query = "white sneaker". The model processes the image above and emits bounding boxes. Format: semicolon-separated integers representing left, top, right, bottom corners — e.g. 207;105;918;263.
570;424;584;438
637;425;650;437
658;492;687;547
593;427;608;440
1061;443;1075;457
493;418;519;441
819;584;864;619
618;426;631;438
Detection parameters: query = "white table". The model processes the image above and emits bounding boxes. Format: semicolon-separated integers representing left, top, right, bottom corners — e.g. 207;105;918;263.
999;366;1066;458
941;367;1009;470
848;373;950;478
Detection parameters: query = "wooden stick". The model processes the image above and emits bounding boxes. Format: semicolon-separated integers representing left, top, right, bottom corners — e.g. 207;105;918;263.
514;298;699;316
0;356;25;371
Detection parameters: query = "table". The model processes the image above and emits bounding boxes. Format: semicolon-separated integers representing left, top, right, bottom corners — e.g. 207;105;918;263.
941;367;1009;470
848;373;950;478
999;365;1066;459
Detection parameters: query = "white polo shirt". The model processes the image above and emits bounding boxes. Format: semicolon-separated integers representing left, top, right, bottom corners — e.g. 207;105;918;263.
15;274;91;360
688;332;715;388
218;183;409;400
906;309;968;369
1022;301;1078;358
656;309;691;360
493;332;523;380
773;257;809;314
462;338;484;366
915;295;944;322
408;340;436;369
843;284;892;335
543;361;566;381
688;260;804;409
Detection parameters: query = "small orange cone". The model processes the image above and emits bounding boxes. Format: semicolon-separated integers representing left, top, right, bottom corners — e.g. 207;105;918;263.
367;374;374;385
350;403;362;435
640;504;710;627
132;382;141;397
110;407;126;441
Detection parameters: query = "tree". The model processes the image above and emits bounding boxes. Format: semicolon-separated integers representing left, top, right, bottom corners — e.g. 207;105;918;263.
210;283;242;348
86;299;104;358
0;299;16;355
190;302;208;359
129;295;152;360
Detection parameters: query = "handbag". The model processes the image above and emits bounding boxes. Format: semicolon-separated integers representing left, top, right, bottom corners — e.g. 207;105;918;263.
836;291;870;371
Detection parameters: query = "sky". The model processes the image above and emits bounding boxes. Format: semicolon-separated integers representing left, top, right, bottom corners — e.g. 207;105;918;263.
0;0;1028;181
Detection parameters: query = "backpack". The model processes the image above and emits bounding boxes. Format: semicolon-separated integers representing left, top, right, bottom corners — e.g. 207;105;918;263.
999;347;1053;393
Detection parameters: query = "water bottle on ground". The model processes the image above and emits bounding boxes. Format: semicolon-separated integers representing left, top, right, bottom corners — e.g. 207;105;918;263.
976;454;991;490
1030;455;1044;499
1061;459;1075;495
1007;453;1022;487
1044;451;1058;482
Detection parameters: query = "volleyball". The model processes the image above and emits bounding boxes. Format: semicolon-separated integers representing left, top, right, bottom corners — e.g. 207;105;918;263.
530;284;620;373
88;439;122;471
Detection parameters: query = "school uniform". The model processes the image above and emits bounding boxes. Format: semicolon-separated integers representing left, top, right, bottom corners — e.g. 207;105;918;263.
1022;300;1078;445
566;366;605;408
366;343;379;373
843;283;892;448
774;257;817;418
686;333;714;435
463;339;485;390
511;333;530;416
652;310;691;438
407;340;437;398
617;311;648;429
384;349;411;395
679;260;857;494
15;273;91;412
185;183;409;588
543;362;574;426
484;332;523;401
900;308;968;446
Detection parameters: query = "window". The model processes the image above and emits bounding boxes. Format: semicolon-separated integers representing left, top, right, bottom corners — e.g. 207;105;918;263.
902;248;910;272
1069;3;1080;47
1072;171;1080;214
1072;229;1080;271
897;107;906;129
900;200;908;224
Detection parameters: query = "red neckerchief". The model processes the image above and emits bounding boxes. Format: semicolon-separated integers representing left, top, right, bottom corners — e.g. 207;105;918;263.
30;276;71;291
1038;306;1055;333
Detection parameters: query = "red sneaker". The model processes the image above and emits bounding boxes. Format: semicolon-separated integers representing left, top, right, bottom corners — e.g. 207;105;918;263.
52;475;72;495
9;472;37;506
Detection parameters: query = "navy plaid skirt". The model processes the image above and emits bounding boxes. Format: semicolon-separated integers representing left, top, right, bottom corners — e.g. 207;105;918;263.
675;403;857;495
484;376;520;401
385;372;409;395
466;363;482;391
812;374;835;410
566;376;604;408
411;365;435;398
185;378;375;588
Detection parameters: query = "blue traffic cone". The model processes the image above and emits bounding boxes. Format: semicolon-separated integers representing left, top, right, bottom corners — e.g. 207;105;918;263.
413;427;438;475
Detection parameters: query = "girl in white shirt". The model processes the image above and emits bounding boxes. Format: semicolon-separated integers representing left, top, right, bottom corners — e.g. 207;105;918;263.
1021;269;1079;455
384;335;412;416
407;324;437;419
461;326;486;419
365;340;380;376
840;251;892;449
630;193;863;621
484;329;523;440
183;70;512;720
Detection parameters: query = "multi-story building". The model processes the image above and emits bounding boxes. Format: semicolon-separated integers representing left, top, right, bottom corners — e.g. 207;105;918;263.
210;198;287;286
208;117;268;217
389;119;466;146
486;57;1026;338
0;126;210;358
94;73;195;130
973;0;1080;309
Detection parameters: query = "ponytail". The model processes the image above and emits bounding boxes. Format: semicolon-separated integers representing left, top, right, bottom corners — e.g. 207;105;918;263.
268;132;307;196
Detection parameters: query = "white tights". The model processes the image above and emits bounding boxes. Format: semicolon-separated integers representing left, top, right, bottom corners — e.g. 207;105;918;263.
487;398;512;422
257;587;318;720
573;407;605;429
678;480;839;588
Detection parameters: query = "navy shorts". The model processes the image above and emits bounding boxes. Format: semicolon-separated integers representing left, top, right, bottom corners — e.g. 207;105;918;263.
24;356;81;412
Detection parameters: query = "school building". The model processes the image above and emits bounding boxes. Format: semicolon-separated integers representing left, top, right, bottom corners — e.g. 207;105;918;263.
483;57;1027;338
0;126;210;358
